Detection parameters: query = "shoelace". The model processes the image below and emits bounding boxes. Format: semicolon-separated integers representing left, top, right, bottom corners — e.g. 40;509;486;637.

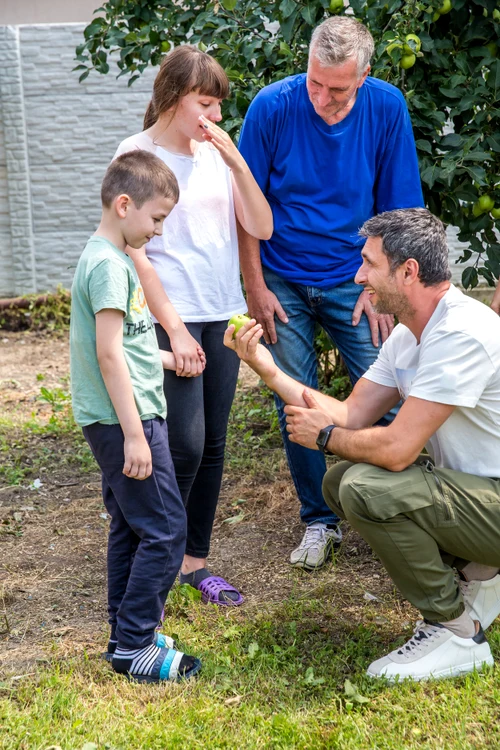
297;525;327;552
397;620;443;659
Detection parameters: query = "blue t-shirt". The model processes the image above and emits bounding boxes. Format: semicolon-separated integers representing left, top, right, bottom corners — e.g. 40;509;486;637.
238;74;424;289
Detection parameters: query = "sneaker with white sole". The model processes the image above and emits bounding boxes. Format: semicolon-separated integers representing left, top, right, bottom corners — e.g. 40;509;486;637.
367;620;493;682
460;574;500;630
289;522;342;570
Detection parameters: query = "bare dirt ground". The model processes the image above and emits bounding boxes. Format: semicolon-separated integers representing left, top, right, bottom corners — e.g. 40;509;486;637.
0;331;413;676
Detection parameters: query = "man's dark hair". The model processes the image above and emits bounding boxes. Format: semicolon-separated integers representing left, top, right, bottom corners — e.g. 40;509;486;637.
101;150;179;208
360;208;451;286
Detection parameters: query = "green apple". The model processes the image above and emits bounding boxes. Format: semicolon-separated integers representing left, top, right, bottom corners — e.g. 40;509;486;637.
329;0;344;13
438;0;452;14
386;42;403;57
491;206;500;220
228;313;251;338
400;53;416;69
478;195;495;212
403;34;422;54
472;201;484;218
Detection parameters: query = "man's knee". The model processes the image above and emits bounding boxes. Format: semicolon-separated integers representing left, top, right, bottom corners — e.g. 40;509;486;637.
322;461;356;519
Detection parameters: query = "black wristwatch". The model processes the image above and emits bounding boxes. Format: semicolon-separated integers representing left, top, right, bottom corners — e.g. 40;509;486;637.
316;424;336;455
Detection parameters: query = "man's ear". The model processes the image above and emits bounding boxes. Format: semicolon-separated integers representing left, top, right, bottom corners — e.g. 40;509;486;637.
403;258;420;283
358;65;371;87
115;193;132;219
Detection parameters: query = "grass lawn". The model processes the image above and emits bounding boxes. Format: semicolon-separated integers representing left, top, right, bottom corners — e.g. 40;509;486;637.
1;328;499;750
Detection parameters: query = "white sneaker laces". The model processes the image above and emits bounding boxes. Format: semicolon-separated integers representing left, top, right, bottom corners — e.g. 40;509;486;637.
297;524;327;553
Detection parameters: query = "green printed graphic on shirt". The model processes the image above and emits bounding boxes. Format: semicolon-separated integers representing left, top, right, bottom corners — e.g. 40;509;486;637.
70;236;166;426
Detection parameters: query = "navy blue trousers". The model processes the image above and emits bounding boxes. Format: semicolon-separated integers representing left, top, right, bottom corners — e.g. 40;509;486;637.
82;418;186;650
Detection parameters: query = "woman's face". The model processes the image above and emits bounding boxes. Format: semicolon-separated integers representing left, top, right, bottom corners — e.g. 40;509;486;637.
172;90;223;142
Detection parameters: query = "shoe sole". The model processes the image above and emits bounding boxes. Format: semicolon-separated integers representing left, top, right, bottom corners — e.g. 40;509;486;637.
367;655;494;682
290;538;340;571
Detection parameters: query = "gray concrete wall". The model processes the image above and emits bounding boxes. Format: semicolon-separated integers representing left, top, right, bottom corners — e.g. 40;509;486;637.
0;1;99;25
0;22;482;297
0;23;155;296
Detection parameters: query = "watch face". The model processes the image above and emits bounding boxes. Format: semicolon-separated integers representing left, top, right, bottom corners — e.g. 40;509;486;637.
317;425;334;454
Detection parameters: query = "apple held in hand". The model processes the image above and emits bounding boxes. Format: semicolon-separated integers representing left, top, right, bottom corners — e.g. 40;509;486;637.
228;313;251;338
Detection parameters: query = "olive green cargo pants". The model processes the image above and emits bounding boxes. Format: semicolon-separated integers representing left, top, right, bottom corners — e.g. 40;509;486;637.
322;458;500;622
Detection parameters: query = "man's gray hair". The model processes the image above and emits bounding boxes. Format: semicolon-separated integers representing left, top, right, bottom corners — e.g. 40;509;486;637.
310;17;374;75
360;208;451;286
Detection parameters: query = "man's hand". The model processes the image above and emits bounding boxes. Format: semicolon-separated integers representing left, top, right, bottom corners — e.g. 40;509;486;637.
123;435;152;479
170;326;205;377
223;318;277;381
246;287;289;345
284;390;333;450
352;288;394;347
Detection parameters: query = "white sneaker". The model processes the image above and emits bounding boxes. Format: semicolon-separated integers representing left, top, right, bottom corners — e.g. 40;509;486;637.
460;574;500;629
289;522;342;570
367;620;493;682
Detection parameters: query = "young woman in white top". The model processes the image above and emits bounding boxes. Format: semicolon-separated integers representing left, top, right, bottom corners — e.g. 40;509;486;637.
114;45;272;605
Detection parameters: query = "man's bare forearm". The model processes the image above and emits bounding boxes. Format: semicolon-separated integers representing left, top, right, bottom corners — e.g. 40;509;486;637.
262;362;349;424
327;424;413;471
237;221;266;292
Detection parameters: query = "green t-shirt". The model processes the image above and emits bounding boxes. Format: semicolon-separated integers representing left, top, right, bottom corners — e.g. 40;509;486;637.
70;236;167;426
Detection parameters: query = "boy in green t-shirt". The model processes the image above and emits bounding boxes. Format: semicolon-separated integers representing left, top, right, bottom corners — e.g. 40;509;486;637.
70;150;201;682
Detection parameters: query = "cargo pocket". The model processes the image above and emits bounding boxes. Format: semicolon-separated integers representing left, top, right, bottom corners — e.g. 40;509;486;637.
421;461;458;528
346;463;435;521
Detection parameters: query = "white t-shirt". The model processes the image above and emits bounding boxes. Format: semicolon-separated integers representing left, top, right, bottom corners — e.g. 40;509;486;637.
364;285;500;478
114;132;247;322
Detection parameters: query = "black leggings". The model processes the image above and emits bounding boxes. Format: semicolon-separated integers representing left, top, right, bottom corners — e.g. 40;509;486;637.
155;321;240;558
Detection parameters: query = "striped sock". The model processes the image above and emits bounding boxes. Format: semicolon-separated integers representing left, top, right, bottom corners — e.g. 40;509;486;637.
112;642;161;676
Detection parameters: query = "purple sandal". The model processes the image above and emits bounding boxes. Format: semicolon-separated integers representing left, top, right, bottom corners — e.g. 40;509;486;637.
197;576;244;606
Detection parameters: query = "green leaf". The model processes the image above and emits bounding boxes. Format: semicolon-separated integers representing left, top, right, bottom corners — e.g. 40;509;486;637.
344;679;370;704
440;133;463;148
462;266;478;290
415;139;432;154
463;165;487;185
222;512;245;524
439;87;465;99
421;165;441;189
178;583;202;601
221;0;238;10
248;641;260;658
279;0;297;17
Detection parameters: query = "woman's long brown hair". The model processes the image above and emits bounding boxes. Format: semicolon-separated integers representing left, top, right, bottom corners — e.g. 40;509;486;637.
143;45;230;130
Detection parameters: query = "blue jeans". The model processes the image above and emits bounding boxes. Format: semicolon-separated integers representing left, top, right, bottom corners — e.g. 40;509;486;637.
82;418;186;650
263;267;395;527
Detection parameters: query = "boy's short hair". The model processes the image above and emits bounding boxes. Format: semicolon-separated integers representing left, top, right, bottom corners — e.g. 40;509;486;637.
101;150;180;208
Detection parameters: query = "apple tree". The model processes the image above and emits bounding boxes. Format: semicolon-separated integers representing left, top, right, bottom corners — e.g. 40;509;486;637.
76;0;500;290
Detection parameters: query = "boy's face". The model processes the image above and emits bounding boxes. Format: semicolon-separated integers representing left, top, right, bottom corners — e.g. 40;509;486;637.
120;195;176;249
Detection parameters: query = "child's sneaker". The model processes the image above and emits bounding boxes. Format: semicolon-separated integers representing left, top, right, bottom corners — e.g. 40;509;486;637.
112;643;201;683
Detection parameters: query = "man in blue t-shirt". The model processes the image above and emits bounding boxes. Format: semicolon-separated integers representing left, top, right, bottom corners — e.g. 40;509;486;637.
238;16;424;570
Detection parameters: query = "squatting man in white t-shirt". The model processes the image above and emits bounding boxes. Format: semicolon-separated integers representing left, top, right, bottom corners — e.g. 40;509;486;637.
224;207;500;682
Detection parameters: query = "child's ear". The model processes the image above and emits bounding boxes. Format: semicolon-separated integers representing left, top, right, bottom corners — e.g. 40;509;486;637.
115;194;132;218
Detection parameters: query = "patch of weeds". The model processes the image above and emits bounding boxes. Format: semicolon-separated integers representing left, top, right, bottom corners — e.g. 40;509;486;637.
0;286;71;333
315;327;352;400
